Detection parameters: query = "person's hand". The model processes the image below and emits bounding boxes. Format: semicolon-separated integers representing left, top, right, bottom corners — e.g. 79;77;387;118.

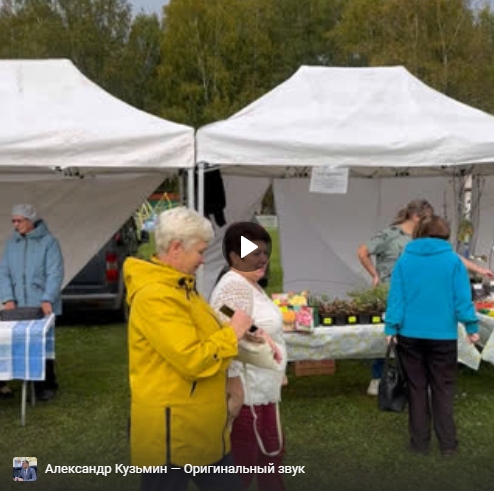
372;275;380;287
243;332;265;344
229;310;253;340
468;333;480;344
3;301;15;310
479;267;494;279
282;374;289;387
257;330;283;363
41;302;53;316
386;335;397;345
17;478;23;481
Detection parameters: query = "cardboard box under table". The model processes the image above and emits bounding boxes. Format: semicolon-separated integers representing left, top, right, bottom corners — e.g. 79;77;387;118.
293;359;336;376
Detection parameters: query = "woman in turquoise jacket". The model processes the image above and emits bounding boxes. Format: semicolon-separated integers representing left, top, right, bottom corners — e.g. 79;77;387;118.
0;204;64;401
385;215;479;456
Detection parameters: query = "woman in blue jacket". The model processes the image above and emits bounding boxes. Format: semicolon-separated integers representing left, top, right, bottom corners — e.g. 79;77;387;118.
385;215;479;456
0;204;64;401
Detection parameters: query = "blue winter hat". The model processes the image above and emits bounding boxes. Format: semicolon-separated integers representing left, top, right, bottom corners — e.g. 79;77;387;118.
11;204;37;222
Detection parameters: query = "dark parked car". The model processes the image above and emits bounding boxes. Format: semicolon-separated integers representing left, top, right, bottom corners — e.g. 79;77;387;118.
61;217;148;319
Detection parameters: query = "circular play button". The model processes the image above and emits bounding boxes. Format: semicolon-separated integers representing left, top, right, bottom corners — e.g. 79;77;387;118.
222;222;272;273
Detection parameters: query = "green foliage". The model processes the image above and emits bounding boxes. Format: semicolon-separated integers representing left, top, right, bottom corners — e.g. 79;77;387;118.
331;0;494;114
136;231;155;260
0;0;162;114
3;0;494;127
264;228;283;295
348;284;389;313
157;0;344;126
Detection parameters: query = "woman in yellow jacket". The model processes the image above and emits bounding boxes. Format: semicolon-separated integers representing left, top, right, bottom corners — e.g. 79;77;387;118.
124;207;252;491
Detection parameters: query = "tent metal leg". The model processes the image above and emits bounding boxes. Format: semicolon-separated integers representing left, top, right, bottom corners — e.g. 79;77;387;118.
21;381;27;426
187;168;195;210
198;162;205;215
179;171;185;206
196;162;206;292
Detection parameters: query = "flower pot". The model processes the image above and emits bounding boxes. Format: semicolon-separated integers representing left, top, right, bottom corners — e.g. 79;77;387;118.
334;314;347;326
370;313;383;324
358;313;371;324
346;314;359;325
319;314;335;326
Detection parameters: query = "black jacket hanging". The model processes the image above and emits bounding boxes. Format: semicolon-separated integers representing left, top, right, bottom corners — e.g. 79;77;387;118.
196;168;227;227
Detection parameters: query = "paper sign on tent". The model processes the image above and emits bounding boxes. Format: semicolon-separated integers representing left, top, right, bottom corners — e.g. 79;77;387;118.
241;236;258;258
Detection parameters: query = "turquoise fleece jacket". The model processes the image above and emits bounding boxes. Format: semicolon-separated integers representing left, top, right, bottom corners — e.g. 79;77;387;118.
385;238;478;340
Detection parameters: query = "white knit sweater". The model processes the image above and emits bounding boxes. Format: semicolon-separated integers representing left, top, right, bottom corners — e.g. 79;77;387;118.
210;271;287;405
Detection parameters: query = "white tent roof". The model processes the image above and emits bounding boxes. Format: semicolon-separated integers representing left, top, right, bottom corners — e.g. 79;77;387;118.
0;59;194;286
0;59;194;173
197;66;494;175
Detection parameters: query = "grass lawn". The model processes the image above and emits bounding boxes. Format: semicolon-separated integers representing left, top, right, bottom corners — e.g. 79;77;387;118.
2;228;494;490
265;228;283;295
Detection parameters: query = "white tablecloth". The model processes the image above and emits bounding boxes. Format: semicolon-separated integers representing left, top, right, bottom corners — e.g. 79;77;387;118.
477;313;494;365
284;320;493;371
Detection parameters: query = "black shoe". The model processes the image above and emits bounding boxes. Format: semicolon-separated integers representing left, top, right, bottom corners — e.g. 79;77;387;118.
37;389;56;401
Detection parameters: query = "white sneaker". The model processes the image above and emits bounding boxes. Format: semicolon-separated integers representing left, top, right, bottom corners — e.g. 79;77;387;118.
367;379;380;396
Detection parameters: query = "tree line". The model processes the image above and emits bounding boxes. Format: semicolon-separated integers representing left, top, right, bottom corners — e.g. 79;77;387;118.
1;0;494;129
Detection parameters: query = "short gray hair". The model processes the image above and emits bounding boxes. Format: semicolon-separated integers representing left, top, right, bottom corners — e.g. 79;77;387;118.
155;207;214;253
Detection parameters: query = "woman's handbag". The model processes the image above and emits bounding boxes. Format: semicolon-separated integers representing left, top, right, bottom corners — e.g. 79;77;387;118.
378;342;408;412
219;305;280;370
236;338;280;371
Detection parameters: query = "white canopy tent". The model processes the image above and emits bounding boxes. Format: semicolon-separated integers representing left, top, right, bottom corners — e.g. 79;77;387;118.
196;66;494;296
0;59;195;285
197;65;494;175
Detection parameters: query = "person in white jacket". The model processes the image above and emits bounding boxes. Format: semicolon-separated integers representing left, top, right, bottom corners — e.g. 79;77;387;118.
211;222;287;491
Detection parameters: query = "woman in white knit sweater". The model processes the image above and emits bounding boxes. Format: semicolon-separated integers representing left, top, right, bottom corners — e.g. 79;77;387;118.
210;222;287;491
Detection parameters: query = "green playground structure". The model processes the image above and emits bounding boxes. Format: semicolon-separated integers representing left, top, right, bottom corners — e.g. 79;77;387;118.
134;192;181;230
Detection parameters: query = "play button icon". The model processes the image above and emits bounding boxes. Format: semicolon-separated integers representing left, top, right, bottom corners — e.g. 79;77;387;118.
241;236;258;258
222;222;272;273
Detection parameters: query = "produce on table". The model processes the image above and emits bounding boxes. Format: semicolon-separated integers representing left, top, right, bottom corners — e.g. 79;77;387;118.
272;292;315;332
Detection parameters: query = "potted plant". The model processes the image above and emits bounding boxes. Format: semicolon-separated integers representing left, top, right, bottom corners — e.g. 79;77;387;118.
345;300;360;325
371;284;388;323
318;296;336;326
329;299;354;326
348;285;389;324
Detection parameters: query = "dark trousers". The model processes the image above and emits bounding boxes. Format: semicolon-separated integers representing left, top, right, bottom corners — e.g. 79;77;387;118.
35;359;58;393
140;453;243;491
371;358;384;379
397;335;458;452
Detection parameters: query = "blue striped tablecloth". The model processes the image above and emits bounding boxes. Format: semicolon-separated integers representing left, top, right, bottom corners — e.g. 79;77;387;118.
0;314;55;381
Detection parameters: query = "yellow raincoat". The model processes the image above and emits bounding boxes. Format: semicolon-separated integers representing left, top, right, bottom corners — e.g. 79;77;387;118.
124;257;238;467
